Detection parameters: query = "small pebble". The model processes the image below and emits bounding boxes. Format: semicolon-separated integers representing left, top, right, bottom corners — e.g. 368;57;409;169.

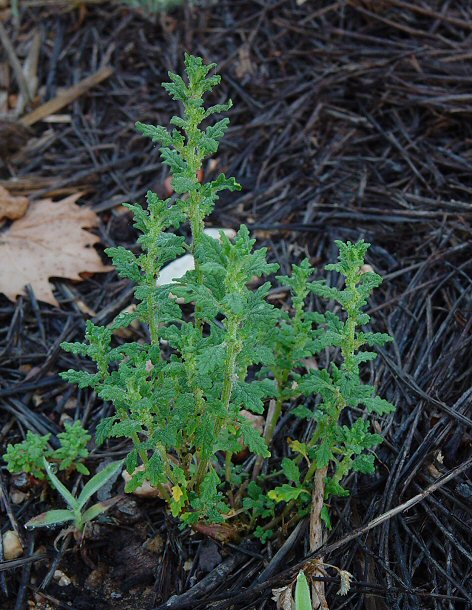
114;496;142;524
53;570;71;587
59;414;73;427
10;490;28;504
11;472;30;491
3;530;23;560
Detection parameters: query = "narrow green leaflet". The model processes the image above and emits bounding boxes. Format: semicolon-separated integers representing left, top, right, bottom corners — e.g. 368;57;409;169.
77;460;123;509
352;454;376;474
295;571;312;610
43;459;77;510
26;509;75;529
314;443;333;469
232;380;276;414
281;458;301;485
196;343;226;375
237;416;270;457
95;416;117;446
268;484;310;503
82;498;121;524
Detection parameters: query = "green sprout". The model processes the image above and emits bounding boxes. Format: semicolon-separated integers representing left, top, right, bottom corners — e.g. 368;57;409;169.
295;571;312;610
25;459;123;534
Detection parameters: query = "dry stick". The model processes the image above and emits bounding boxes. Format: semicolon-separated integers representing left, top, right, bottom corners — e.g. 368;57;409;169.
0;470;22;542
256;520;308;584
386;0;472;32
0;554;49;572
0;22;31;106
156;544;254;609
309;466;328;610
20;65;114;127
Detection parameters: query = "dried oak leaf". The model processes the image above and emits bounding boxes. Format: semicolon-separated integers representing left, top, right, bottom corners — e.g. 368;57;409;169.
0;193;112;306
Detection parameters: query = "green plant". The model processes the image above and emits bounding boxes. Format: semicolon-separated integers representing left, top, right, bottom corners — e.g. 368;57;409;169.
252;259;321;480
54;421;91;474
25;458;122;534
295;570;311;610
267;242;395;528
60;54;278;526
58;54;394;531
3;421;91;480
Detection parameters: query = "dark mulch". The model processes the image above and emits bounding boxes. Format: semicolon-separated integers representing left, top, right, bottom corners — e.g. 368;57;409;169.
1;1;471;609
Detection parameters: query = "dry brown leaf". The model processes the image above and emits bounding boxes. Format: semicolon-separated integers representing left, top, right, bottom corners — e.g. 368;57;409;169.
0;193;112;306
272;585;294;610
0;185;29;221
192;522;241;544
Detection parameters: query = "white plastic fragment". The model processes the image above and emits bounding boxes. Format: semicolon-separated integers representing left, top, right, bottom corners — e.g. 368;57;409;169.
203;227;236;241
157;254;195;287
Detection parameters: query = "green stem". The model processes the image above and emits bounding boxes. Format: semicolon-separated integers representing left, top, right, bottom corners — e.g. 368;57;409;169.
147;293;159;346
265;390;285;447
194;315;240;488
225;451;233;483
251;385;285;480
252;292;308;481
220;316;240;410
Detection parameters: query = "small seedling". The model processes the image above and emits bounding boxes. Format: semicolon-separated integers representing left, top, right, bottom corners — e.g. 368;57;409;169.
54;421;91;474
3;431;51;480
267;241;395;527
295;571;312;610
3;421;91;480
26;458;122;535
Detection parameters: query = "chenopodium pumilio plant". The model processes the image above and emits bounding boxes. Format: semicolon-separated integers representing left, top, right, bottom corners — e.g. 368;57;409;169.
61;54;280;526
60;53;394;531
264;242;395;528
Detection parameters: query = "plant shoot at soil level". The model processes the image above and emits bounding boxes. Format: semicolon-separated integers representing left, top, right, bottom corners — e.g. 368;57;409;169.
26;459;123;536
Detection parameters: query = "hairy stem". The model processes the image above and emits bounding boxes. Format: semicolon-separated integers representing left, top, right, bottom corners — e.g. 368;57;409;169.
194;314;241;488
